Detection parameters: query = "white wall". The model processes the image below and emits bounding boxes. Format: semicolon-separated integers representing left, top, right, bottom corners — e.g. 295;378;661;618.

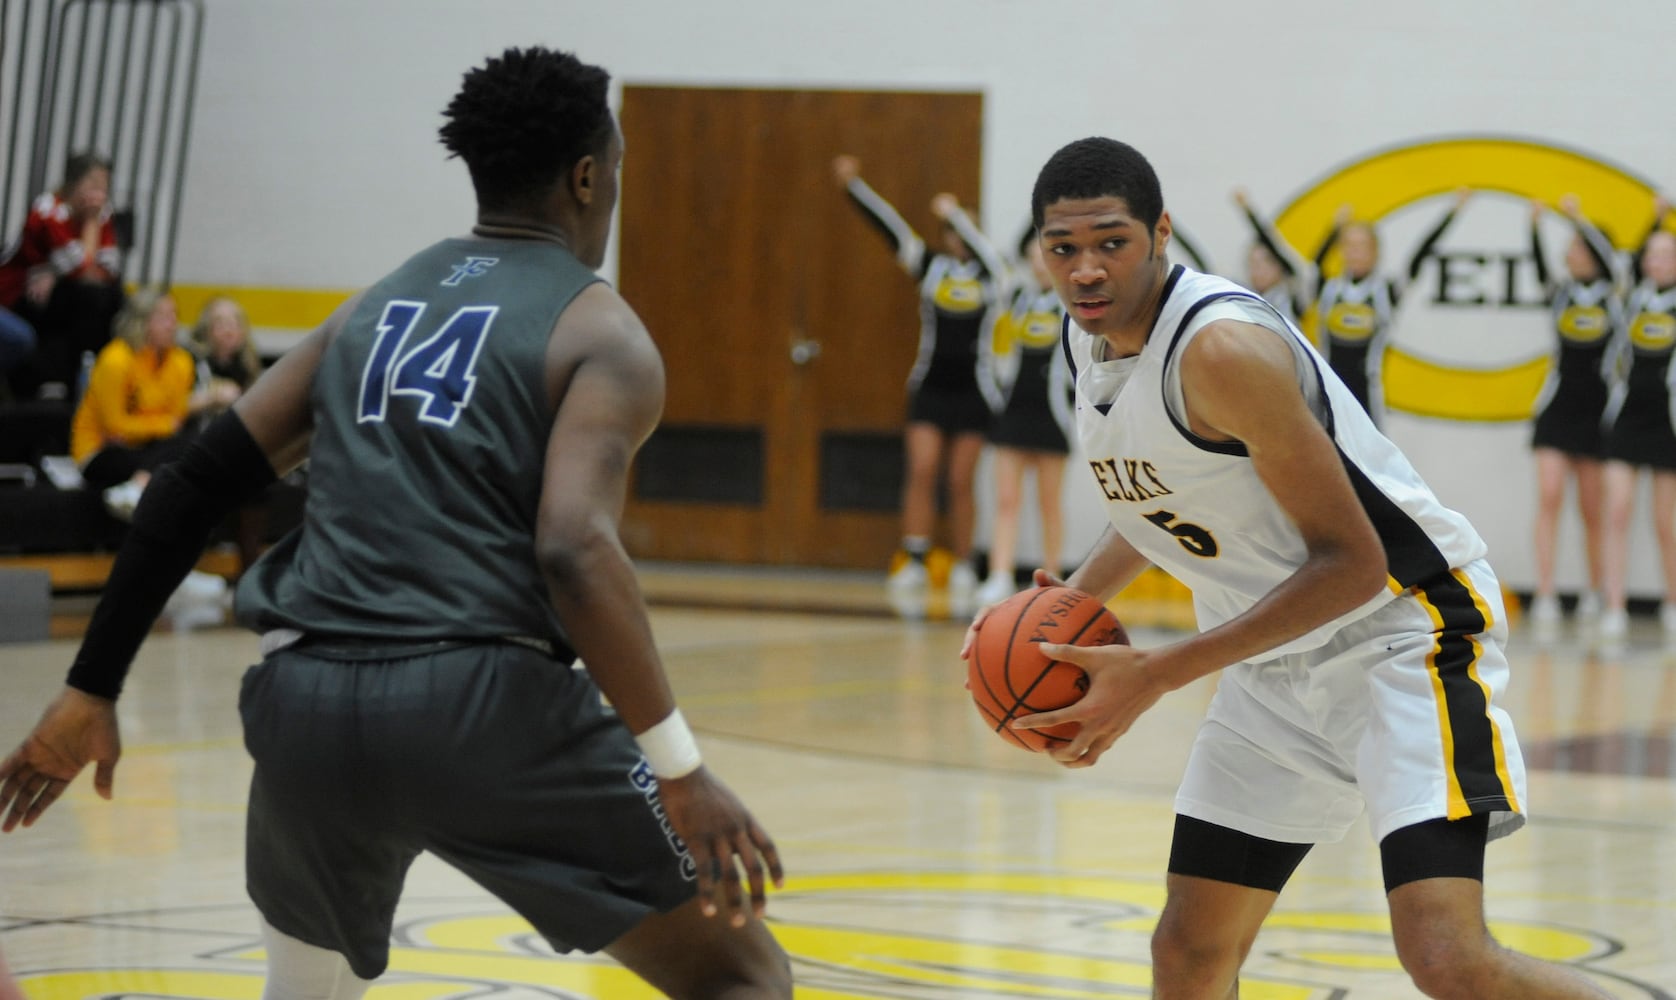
171;0;1675;597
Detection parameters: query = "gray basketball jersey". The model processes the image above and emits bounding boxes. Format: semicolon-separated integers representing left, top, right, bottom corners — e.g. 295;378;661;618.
235;236;600;653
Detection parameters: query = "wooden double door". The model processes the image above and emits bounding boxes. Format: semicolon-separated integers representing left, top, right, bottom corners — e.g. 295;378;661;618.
617;86;983;568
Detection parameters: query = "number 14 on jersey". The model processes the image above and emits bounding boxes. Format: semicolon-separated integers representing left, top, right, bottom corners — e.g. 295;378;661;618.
358;300;498;427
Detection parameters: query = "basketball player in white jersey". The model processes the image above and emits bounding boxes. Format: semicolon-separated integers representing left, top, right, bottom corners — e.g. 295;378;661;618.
965;137;1609;999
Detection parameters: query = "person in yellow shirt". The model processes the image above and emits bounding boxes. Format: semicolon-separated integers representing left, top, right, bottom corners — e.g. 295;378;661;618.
72;287;229;625
71;287;196;501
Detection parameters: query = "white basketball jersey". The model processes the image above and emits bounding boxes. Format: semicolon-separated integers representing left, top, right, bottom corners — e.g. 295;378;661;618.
1065;266;1487;661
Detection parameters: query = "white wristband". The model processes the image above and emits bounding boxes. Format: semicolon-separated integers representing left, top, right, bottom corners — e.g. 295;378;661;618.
636;709;703;779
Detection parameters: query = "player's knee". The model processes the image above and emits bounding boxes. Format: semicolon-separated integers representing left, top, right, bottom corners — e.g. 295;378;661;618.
1394;925;1501;999
1150;911;1246;985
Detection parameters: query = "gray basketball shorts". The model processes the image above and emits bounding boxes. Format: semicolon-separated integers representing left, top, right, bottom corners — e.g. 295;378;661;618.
238;639;697;980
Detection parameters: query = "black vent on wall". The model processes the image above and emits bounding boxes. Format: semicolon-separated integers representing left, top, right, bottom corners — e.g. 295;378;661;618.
819;431;902;512
633;425;764;505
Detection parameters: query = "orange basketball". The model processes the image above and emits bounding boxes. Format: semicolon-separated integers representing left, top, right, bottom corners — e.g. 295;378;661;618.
968;586;1128;752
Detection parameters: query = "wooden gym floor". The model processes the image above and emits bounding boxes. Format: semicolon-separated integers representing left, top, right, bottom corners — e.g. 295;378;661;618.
0;564;1672;998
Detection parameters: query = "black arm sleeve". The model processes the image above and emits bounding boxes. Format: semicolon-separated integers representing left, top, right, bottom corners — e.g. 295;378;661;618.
1575;218;1616;284
843;177;932;278
1242;204;1298;277
1529;220;1551;291
65;412;278;699
1407;208;1458;282
1313;225;1341;274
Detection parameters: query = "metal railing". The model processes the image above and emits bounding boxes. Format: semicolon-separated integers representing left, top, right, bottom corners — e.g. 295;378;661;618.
1;0;204;288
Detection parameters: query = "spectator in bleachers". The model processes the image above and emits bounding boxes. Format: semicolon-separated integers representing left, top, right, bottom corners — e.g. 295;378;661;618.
72;287;229;626
187;295;262;426
71;288;196;512
189;294;270;572
0;151;125;398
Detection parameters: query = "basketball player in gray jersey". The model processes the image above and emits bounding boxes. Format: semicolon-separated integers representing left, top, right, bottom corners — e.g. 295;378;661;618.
0;47;789;999
965;137;1609;999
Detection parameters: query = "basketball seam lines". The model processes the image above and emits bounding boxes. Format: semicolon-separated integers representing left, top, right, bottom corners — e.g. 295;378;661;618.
994;592;1114;746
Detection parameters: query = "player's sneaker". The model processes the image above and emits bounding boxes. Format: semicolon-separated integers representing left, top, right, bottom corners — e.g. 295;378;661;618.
1574;590;1602;620
887;560;929;620
976;572;1014;608
946;562;979;619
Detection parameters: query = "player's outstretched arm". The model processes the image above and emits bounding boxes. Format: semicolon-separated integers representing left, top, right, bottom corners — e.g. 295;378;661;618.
1232;188;1304;279
0;298;345;832
535;283;782;925
1560;196;1621;289
833;154;929;277
1404;187;1472;285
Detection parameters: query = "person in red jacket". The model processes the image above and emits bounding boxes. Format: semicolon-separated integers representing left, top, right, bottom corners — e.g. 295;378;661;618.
0;151;125;396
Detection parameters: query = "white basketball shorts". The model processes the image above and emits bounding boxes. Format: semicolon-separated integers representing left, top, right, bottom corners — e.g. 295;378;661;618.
1175;558;1527;846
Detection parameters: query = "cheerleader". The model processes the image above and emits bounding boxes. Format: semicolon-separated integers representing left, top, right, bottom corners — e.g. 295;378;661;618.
978;233;1073;605
1523;195;1620;633
1598;196;1676;640
834;155;1007;617
1236;189;1468;421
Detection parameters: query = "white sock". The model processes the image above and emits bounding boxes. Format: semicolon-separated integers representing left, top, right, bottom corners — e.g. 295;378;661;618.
260;918;374;1000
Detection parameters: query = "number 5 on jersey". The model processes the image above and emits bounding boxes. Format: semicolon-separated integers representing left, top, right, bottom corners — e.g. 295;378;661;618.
1143;509;1219;558
358;300;498;427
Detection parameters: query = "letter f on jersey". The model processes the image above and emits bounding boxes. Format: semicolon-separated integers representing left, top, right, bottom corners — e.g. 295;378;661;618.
442;256;499;286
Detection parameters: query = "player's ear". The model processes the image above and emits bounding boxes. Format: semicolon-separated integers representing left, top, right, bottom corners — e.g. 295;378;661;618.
1152;210;1173;260
571;154;597;207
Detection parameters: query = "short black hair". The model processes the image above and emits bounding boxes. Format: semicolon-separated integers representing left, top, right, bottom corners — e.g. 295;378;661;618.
438;46;613;211
1031;137;1163;232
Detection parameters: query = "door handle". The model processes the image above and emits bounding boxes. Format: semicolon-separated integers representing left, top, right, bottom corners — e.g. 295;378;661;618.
790;337;822;366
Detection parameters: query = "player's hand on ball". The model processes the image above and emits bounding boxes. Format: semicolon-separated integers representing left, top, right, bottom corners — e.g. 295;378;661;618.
657;767;784;926
959;567;1068;661
1010;641;1169;768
